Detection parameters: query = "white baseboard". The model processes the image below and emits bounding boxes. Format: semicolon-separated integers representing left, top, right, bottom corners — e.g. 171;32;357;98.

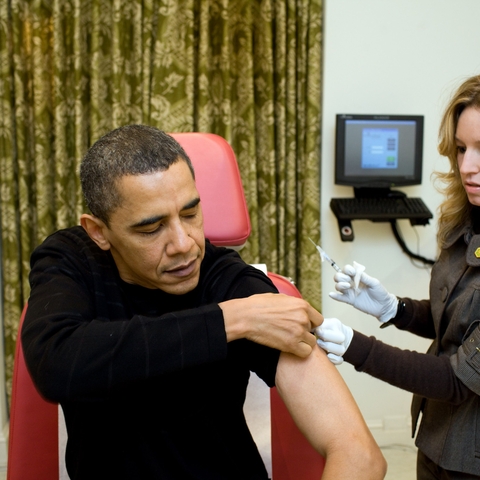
0;421;8;470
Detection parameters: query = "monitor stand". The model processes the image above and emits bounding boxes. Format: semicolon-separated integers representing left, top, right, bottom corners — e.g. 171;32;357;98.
353;187;406;199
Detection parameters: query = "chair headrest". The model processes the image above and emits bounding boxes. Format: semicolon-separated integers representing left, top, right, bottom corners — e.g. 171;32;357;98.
171;133;251;248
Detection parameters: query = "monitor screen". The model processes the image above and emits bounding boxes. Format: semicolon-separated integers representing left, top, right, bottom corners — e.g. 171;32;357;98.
335;114;424;189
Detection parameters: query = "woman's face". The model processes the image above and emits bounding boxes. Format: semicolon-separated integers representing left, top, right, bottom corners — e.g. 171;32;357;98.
456;106;480;206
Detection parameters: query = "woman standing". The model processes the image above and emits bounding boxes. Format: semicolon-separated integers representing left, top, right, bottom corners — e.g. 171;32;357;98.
316;74;480;479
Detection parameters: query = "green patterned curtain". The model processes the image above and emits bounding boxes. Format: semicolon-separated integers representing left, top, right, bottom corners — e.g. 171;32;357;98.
0;0;322;399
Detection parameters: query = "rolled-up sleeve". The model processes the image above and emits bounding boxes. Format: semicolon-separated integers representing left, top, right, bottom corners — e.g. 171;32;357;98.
450;322;480;395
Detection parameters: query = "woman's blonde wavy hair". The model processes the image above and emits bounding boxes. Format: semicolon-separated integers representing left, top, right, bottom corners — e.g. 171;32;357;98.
434;75;480;248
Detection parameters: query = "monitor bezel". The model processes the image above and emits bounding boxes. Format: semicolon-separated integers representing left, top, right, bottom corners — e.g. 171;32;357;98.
335;114;424;189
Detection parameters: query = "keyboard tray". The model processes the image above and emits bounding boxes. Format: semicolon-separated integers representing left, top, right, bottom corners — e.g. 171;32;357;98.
330;196;433;223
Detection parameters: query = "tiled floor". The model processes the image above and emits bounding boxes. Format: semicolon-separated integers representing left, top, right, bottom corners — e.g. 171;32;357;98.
382;444;417;479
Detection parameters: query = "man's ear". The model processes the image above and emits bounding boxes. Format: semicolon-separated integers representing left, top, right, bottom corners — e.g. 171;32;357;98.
80;214;111;251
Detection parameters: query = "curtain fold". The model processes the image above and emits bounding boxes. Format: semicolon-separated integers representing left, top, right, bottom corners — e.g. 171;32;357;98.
0;0;322;400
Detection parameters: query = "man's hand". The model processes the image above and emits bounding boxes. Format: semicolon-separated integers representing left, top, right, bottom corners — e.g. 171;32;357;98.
219;293;323;358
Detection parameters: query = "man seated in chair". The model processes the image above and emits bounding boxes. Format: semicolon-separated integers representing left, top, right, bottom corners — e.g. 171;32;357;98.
22;125;386;480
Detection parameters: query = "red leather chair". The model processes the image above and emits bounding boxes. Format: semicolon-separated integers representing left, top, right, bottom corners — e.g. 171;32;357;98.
8;304;59;480
7;132;324;479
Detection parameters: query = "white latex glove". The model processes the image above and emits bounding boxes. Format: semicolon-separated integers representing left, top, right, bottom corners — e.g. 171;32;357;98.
314;317;353;365
329;262;398;323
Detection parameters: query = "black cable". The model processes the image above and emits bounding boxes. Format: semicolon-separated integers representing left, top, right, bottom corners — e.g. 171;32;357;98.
390;220;436;266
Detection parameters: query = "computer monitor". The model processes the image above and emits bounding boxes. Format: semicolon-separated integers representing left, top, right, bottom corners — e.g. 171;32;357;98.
335;114;424;191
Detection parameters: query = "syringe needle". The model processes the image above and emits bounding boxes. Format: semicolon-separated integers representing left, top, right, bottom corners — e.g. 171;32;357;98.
308;237;342;272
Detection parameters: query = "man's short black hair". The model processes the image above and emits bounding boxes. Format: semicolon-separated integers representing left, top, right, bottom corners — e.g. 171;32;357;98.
80;125;194;226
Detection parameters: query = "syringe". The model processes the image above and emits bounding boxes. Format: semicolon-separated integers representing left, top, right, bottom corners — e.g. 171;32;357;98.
308;237;342;273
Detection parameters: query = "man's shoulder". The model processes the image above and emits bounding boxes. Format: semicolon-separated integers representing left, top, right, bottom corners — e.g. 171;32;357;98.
200;242;276;302
31;226;109;270
202;242;255;282
39;225;92;247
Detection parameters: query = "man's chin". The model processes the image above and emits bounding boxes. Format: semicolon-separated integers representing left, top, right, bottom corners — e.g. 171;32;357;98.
161;274;200;295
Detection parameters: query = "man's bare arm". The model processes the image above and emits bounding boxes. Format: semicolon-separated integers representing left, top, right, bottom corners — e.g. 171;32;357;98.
276;347;387;479
219;293;323;358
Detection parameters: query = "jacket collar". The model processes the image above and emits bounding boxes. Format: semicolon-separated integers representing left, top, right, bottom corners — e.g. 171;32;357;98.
466;235;480;267
443;211;480;267
443;222;471;249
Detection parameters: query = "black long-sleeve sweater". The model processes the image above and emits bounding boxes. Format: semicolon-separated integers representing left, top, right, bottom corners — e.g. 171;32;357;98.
22;226;280;480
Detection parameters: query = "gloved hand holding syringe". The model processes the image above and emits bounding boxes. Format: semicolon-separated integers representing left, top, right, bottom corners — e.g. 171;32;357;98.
308;237;353;364
309;237;397;323
309;237;399;364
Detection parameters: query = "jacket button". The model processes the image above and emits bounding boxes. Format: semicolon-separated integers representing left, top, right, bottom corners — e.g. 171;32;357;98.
441;286;448;302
